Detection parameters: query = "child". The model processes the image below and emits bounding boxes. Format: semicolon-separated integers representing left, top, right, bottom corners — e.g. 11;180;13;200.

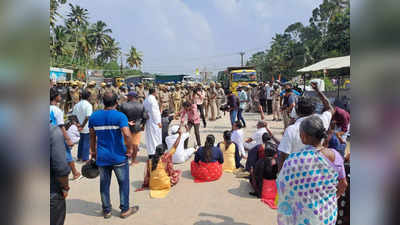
66;115;80;145
161;109;174;145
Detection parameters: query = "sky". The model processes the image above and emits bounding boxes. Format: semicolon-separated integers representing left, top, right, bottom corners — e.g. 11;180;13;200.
59;0;322;75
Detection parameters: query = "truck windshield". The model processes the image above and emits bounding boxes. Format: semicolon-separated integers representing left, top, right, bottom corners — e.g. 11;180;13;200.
232;72;257;82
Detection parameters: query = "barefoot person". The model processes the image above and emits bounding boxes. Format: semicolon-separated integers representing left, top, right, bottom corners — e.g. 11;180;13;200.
89;92;139;219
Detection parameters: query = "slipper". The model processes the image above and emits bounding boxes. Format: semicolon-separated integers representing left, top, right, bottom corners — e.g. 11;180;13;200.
72;173;82;181
120;206;139;219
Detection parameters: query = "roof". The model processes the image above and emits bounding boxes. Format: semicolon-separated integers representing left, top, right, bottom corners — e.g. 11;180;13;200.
297;56;350;72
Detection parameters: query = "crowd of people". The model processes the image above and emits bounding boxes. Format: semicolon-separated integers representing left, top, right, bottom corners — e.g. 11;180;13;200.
50;78;350;225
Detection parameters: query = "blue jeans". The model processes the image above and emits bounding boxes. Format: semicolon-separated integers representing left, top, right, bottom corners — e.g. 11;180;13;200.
77;133;90;161
230;110;238;126
237;108;246;127
65;143;74;163
99;162;130;213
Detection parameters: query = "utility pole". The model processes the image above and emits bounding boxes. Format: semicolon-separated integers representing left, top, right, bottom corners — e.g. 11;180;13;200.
240;52;245;66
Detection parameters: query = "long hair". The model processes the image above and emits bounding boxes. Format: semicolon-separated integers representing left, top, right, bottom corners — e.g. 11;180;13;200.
223;130;232;151
263;144;278;179
204;135;215;163
151;144;167;171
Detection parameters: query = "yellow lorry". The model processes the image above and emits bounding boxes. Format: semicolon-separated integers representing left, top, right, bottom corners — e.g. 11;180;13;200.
217;66;258;95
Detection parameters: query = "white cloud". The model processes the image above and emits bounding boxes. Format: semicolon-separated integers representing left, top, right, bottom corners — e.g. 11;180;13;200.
58;0;321;74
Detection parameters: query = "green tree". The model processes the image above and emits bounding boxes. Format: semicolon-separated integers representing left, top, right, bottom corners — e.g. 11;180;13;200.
126;46;143;68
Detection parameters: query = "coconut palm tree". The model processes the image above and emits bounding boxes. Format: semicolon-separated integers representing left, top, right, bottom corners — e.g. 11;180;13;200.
97;38;121;65
88;21;112;56
126;46;143;68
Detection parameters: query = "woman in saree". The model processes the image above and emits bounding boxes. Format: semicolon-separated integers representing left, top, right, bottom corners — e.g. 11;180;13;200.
277;116;348;225
141;127;183;198
217;131;241;173
191;135;224;183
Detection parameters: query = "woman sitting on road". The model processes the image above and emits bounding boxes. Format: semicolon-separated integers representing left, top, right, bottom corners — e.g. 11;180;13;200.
249;137;279;209
277;116;348;225
217;131;241;173
141;127;183;198
191;135;224;183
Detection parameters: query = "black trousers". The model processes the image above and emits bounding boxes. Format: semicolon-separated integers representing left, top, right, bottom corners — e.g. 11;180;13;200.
260;99;267;112
197;104;206;126
267;99;273;114
184;121;201;148
50;192;66;225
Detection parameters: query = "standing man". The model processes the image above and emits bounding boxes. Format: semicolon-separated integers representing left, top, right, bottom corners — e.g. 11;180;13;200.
281;83;297;129
136;83;146;103
204;86;210;120
72;90;93;163
237;86;247;127
50;124;71;225
258;83;267;114
216;83;225;119
50;88;81;180
208;82;217;121
89;92;139;219
266;81;273;115
69;81;81;110
173;85;182;119
272;83;282;121
98;82;107;109
86;81;99;111
256;84;265;120
159;85;169;113
120;91;148;165
143;87;162;158
226;91;239;126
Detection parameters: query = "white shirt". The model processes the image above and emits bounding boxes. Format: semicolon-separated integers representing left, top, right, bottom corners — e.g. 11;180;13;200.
232;129;245;156
50;105;64;126
265;85;273;100
251;127;267;146
143;95;161;125
72;100;93;134
165;132;190;162
67;124;80;144
278;111;332;155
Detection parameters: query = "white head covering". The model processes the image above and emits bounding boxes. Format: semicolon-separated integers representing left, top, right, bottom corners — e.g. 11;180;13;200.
169;125;180;135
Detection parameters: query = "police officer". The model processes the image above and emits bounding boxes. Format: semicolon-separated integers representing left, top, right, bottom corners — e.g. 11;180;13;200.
173;85;182;118
69;81;81;110
158;84;169;113
208;81;217;121
135;83;146;103
56;80;68;113
86;81;99;110
216;83;225;119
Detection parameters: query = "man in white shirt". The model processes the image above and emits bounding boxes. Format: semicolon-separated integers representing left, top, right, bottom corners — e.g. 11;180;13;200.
166;125;195;164
72;90;93;162
143;87;162;158
244;121;267;151
277;82;335;170
231;121;246;158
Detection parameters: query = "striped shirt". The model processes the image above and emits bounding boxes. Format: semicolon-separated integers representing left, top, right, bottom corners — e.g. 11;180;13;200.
88;109;129;166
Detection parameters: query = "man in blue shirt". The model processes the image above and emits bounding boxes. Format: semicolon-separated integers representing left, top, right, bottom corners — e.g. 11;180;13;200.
89;91;139;219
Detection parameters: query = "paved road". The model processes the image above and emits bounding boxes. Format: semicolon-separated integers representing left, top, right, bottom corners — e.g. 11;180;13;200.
65;112;283;225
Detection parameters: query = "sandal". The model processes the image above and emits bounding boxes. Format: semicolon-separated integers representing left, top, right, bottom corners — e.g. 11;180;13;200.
120;206;139;219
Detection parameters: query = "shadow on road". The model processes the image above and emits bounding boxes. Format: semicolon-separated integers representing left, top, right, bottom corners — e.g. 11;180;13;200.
66;199;119;217
193;213;250;225
181;170;193;180
227;180;255;199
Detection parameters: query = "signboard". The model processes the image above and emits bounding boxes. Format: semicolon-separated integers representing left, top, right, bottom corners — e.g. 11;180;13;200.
87;70;103;77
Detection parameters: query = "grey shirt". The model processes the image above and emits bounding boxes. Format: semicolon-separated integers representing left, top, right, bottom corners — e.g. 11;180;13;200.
50;125;71;194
